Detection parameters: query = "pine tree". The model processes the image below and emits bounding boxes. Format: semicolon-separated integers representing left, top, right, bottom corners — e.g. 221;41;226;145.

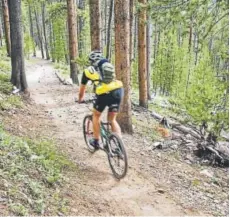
114;0;133;133
8;0;28;92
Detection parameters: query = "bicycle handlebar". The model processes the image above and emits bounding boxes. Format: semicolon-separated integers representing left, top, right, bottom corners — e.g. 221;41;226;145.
75;98;96;104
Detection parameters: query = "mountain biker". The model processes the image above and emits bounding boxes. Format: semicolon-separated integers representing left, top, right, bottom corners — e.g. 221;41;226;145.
78;50;124;149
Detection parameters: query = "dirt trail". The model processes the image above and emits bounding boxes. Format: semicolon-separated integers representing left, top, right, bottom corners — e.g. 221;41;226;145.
24;57;203;216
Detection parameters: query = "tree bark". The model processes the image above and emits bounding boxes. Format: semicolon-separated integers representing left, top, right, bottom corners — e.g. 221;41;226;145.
67;0;79;84
2;0;11;56
34;7;44;59
114;0;133;134
106;0;113;60
138;0;148;108
89;0;101;50
8;0;28;92
42;2;50;60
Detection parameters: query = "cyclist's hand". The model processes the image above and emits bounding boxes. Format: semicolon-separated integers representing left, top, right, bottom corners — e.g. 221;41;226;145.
74;97;85;104
78;100;86;104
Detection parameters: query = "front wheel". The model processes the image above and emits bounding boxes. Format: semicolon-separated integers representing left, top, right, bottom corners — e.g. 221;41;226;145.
107;133;128;179
83;115;95;153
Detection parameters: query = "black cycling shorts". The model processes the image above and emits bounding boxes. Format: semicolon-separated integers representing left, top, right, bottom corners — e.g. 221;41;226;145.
93;88;124;113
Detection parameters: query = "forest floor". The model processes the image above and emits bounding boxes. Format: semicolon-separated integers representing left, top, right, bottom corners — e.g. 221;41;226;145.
2;57;229;216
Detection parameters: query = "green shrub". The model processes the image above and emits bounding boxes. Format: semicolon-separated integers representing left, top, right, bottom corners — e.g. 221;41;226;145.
0;128;73;215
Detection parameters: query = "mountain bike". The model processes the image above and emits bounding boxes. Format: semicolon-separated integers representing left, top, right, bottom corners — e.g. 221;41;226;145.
80;99;128;179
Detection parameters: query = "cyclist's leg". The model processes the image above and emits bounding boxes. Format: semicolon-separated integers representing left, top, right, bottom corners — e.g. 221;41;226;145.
92;94;107;143
92;109;101;140
108;112;122;138
108;88;124;137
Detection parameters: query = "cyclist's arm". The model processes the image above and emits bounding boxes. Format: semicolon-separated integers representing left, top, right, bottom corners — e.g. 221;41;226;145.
78;71;89;103
79;84;86;102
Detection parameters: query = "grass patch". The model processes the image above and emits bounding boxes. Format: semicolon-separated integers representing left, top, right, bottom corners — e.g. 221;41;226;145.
0;49;23;111
0;47;11;74
0;127;74;215
0;95;23;110
0;76;22;111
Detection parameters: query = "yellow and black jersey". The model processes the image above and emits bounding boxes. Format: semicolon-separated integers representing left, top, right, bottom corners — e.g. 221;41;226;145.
81;66;123;95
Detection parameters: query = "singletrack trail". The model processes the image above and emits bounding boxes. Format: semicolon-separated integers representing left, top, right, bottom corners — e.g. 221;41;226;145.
25;57;202;216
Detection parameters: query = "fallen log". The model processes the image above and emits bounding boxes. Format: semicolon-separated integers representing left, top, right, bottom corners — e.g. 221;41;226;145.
151;111;201;140
55;71;73;85
55;71;65;83
132;103;229;167
195;141;229;167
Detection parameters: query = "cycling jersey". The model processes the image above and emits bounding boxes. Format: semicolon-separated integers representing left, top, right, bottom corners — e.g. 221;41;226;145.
81;65;123;95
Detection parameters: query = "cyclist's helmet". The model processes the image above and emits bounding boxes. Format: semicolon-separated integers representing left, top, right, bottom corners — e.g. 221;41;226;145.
88;50;103;66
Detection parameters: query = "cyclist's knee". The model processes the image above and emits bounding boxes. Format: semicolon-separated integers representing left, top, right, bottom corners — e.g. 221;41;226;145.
108;112;117;122
93;109;101;118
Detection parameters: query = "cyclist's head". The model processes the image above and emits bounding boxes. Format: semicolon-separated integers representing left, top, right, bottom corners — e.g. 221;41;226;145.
88;50;103;67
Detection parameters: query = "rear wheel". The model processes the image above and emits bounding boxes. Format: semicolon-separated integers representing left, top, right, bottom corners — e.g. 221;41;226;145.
83;115;95;153
107;133;128;179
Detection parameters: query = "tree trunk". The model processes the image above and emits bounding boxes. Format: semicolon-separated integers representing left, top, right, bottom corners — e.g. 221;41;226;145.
104;0;107;47
133;14;138;59
153;22;157;67
0;9;3;47
106;0;113;60
28;4;36;57
50;21;56;62
100;0;105;48
146;13;152;100
138;0;148;108
67;0;79;85
42;2;50;60
64;21;69;64
8;0;28;92
34;7;44;59
114;0;133;134
188;17;192;52
130;0;133;63
77;0;85;57
194;29;199;65
89;0;101;50
177;24;182;47
2;0;11;56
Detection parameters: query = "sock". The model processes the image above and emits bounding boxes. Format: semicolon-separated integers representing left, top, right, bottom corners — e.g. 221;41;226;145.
94;139;99;145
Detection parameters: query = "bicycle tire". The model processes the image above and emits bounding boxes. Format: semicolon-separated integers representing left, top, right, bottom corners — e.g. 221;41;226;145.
83;115;95;153
107;133;128;179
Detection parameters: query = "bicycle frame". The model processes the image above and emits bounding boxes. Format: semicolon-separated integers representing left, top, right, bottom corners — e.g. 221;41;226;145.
100;122;118;157
81;99;117;154
100;122;111;149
